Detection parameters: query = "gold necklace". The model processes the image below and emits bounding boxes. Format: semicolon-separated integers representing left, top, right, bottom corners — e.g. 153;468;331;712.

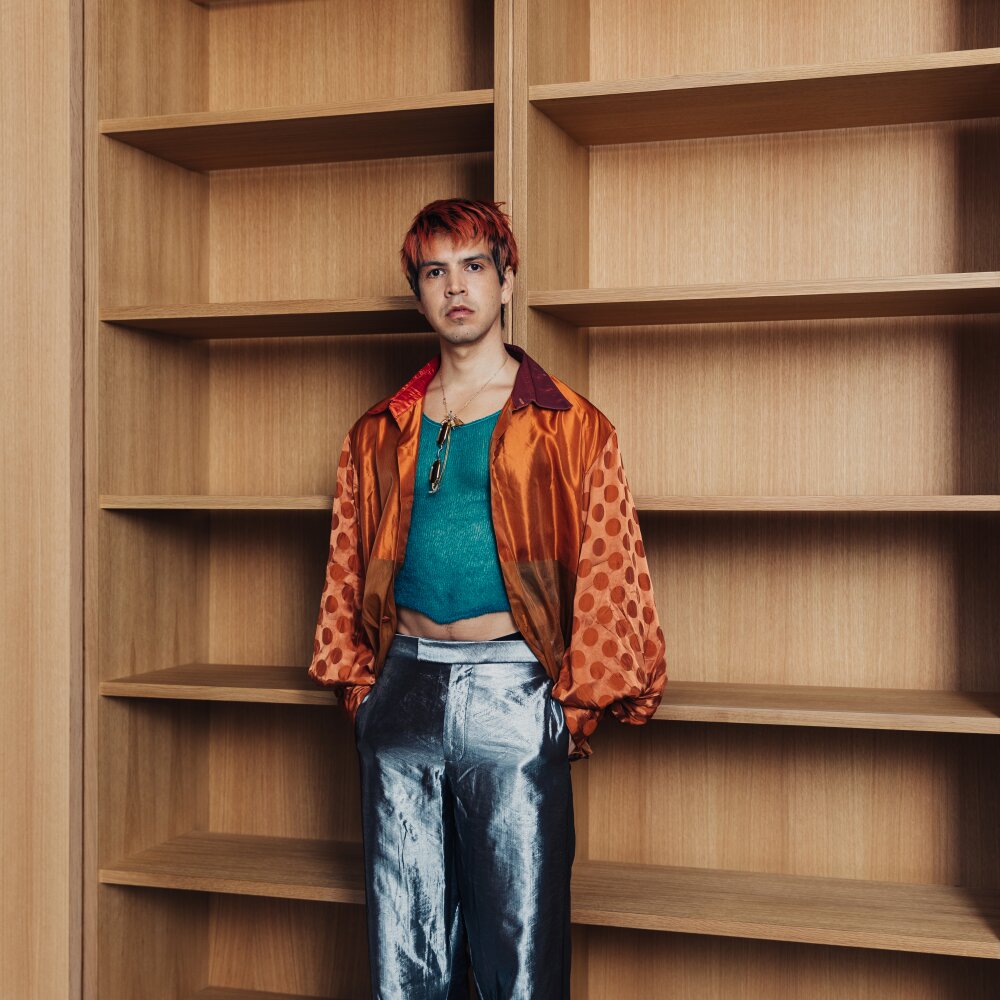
440;353;509;426
428;353;509;494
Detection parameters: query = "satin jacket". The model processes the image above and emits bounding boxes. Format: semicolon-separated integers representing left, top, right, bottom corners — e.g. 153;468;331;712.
307;341;667;761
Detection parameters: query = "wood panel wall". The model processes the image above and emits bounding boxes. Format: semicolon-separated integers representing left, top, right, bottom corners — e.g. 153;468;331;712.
62;0;1000;997
1;0;84;996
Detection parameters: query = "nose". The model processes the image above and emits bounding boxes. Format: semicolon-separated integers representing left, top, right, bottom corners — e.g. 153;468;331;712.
446;270;467;295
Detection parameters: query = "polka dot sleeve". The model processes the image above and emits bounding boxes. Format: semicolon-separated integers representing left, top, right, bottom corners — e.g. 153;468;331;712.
307;429;376;724
551;427;668;761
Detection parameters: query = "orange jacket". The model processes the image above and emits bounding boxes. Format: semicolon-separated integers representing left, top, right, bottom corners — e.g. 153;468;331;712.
307;341;667;761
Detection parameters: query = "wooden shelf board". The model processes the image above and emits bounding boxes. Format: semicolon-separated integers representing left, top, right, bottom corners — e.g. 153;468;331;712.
100;664;337;705
633;495;1000;512
97;494;1000;513
99;832;1000;958
100;296;431;339
529;273;1000;326
100;833;366;904
99;89;494;170
660;681;1000;733
100;666;1000;734
530;48;1000;143
99;495;332;510
192;989;342;1000
574;859;1000;959
101;274;1000;337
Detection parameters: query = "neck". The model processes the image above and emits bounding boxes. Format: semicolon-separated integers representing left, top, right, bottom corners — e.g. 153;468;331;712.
434;331;511;392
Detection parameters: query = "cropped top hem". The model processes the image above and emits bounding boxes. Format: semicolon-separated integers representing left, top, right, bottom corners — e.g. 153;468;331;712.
395;601;517;626
394;405;512;622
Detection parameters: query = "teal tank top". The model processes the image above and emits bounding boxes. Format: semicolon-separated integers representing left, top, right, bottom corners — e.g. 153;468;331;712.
392;407;512;624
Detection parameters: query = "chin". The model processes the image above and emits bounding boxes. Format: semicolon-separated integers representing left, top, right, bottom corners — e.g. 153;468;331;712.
441;326;486;343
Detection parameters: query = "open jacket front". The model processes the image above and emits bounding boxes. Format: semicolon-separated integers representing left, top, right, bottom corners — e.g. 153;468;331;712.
307;341;667;761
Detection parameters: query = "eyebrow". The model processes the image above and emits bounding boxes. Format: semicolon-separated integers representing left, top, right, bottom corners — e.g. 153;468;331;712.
420;254;492;270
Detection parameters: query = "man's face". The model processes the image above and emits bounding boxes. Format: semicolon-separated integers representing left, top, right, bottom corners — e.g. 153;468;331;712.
413;232;514;345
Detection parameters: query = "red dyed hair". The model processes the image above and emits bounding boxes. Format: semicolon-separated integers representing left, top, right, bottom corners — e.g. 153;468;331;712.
400;198;519;326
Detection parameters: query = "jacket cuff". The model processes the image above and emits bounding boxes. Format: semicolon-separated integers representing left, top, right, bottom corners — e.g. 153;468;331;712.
340;682;375;725
561;704;602;762
608;688;664;726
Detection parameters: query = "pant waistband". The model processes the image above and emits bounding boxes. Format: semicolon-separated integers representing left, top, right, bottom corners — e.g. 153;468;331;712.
388;631;539;665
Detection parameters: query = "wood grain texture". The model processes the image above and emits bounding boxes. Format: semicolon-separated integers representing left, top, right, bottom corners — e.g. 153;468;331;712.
571;858;1000;957
655;681;1000;732
3;0;84;996
189;988;345;1000
100;91;495;171
98;831;1000;957
95;493;1000;511
594;723;1000;888
530;272;1000;324
635;496;1000;510
593;319;999;496
524;1;1000;992
587;928;999;999
91;3;499;995
101;297;435;338
100;496;333;509
531;49;1000;143
587;0;1000;80
190;988;343;1000
99;664;1000;733
81;0;1000;995
102;0;492;119
643;512;1000;691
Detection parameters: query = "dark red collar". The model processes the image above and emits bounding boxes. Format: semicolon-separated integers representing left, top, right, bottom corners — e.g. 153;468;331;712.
366;342;571;419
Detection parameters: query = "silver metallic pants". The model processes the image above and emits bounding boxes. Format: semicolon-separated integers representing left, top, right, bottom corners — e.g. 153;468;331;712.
355;631;575;999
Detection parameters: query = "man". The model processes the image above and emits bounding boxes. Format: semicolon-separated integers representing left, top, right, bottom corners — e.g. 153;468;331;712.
308;198;667;999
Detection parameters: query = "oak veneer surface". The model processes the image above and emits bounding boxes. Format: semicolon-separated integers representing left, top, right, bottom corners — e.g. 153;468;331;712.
98;663;1000;734
529;272;1000;324
530;49;1000;143
100;296;433;338
93;494;1000;511
4;0;83;996
190;988;342;1000
99;832;1000;958
86;0;1000;997
100;90;495;170
190;988;344;1000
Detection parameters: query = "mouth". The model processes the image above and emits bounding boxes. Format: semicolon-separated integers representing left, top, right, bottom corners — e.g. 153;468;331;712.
447;306;473;318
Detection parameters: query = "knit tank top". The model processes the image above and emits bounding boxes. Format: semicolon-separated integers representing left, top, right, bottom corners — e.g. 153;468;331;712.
392;407;512;624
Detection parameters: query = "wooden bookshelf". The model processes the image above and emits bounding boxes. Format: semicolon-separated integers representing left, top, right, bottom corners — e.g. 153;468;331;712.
100;297;432;339
631;496;1000;512
99;831;1000;958
95;493;1000;512
529;272;1000;326
99;495;333;510
85;0;1000;996
189;989;342;1000
100;665;1000;734
88;0;500;997
514;1;1000;996
656;682;1000;733
99;89;495;171
530;48;1000;143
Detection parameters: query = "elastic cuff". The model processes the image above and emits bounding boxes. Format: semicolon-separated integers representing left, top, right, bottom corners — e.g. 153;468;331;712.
560;704;602;762
608;692;662;725
340;682;374;724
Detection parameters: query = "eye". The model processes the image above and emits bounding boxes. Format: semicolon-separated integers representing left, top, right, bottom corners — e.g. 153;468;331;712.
426;267;442;278
468;263;484;271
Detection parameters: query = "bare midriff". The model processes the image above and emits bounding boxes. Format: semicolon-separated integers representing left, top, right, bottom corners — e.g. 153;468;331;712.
396;604;520;641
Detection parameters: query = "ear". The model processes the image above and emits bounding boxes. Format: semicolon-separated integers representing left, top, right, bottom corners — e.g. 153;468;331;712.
500;265;515;305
